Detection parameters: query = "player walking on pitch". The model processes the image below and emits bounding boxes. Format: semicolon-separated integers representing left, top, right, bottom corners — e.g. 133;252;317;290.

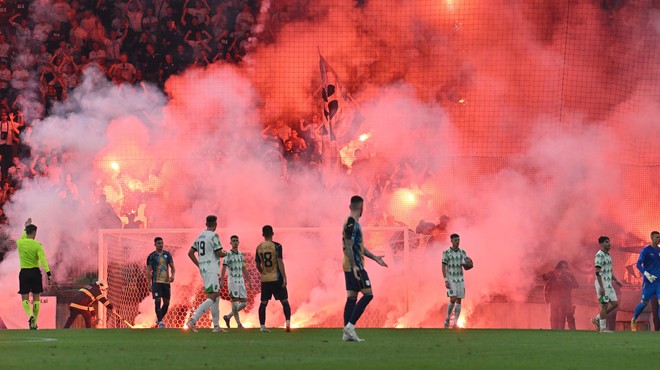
631;231;660;331
442;233;473;329
187;215;227;332
592;236;621;333
255;225;291;332
146;237;175;328
17;218;51;330
221;235;252;328
342;195;388;342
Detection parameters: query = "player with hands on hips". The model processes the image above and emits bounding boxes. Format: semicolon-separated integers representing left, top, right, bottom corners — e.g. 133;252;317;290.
186;215;227;333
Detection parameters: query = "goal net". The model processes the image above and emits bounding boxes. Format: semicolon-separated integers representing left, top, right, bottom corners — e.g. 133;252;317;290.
99;227;430;329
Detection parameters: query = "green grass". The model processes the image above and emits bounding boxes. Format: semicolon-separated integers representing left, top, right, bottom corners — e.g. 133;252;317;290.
0;328;657;369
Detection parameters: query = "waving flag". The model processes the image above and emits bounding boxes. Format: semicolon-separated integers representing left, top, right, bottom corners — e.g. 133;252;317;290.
319;52;363;144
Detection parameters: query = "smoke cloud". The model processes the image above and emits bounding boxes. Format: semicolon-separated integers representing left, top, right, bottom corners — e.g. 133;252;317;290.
1;0;659;329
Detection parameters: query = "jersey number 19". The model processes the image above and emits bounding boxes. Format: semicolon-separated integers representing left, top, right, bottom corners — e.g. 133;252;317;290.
196;241;206;256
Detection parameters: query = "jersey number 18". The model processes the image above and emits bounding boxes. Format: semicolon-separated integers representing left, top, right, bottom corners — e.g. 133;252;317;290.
260;252;273;268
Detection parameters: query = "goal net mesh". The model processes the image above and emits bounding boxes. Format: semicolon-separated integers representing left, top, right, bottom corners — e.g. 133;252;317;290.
99;227;429;329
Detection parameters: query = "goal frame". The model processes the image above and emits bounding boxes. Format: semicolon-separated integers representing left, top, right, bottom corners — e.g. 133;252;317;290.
98;226;414;328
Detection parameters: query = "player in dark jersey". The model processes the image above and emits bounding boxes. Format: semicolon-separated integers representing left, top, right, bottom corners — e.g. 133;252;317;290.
255;225;291;332
146;237;175;328
342;195;388;342
63;281;113;328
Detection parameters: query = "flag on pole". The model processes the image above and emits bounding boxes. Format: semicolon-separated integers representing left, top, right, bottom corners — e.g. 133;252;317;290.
319;52;363;144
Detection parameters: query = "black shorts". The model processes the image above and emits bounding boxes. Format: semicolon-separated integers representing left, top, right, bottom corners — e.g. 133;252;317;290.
152;282;171;299
18;268;43;294
345;269;371;292
261;281;288;301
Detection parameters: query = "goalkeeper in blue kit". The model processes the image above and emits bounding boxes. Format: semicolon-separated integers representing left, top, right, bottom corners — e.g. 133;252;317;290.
631;231;660;331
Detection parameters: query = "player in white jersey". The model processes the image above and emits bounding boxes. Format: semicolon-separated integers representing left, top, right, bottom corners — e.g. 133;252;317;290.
591;236;622;333
442;233;473;329
186;215;227;332
221;235;252;328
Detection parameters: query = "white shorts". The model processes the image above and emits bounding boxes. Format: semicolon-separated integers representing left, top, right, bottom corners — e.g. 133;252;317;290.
594;281;617;303
202;272;220;293
447;281;465;299
228;281;248;299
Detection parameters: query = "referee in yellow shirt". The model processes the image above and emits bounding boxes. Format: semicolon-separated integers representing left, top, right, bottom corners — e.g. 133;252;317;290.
17;218;51;330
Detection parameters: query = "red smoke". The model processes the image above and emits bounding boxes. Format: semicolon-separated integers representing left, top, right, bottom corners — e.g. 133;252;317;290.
1;0;660;329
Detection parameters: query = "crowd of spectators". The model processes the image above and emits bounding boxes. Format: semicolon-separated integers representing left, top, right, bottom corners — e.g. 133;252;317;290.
0;0;443;247
0;0;263;220
259;114;327;182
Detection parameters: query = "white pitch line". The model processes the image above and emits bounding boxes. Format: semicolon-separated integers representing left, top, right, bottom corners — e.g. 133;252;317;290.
0;337;59;343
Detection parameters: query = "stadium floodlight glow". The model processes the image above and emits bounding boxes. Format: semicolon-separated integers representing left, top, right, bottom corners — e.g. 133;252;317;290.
406;192;415;203
394;189;417;206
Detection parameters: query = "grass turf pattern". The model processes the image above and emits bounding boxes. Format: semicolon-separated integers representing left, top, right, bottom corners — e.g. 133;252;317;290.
1;328;657;369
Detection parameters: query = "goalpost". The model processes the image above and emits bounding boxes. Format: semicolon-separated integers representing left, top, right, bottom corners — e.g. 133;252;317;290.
98;227;426;329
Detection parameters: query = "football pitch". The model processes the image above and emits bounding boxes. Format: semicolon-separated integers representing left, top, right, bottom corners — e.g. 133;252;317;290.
0;328;656;369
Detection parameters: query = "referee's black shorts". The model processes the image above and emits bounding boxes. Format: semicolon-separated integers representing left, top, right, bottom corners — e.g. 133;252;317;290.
18;268;43;294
